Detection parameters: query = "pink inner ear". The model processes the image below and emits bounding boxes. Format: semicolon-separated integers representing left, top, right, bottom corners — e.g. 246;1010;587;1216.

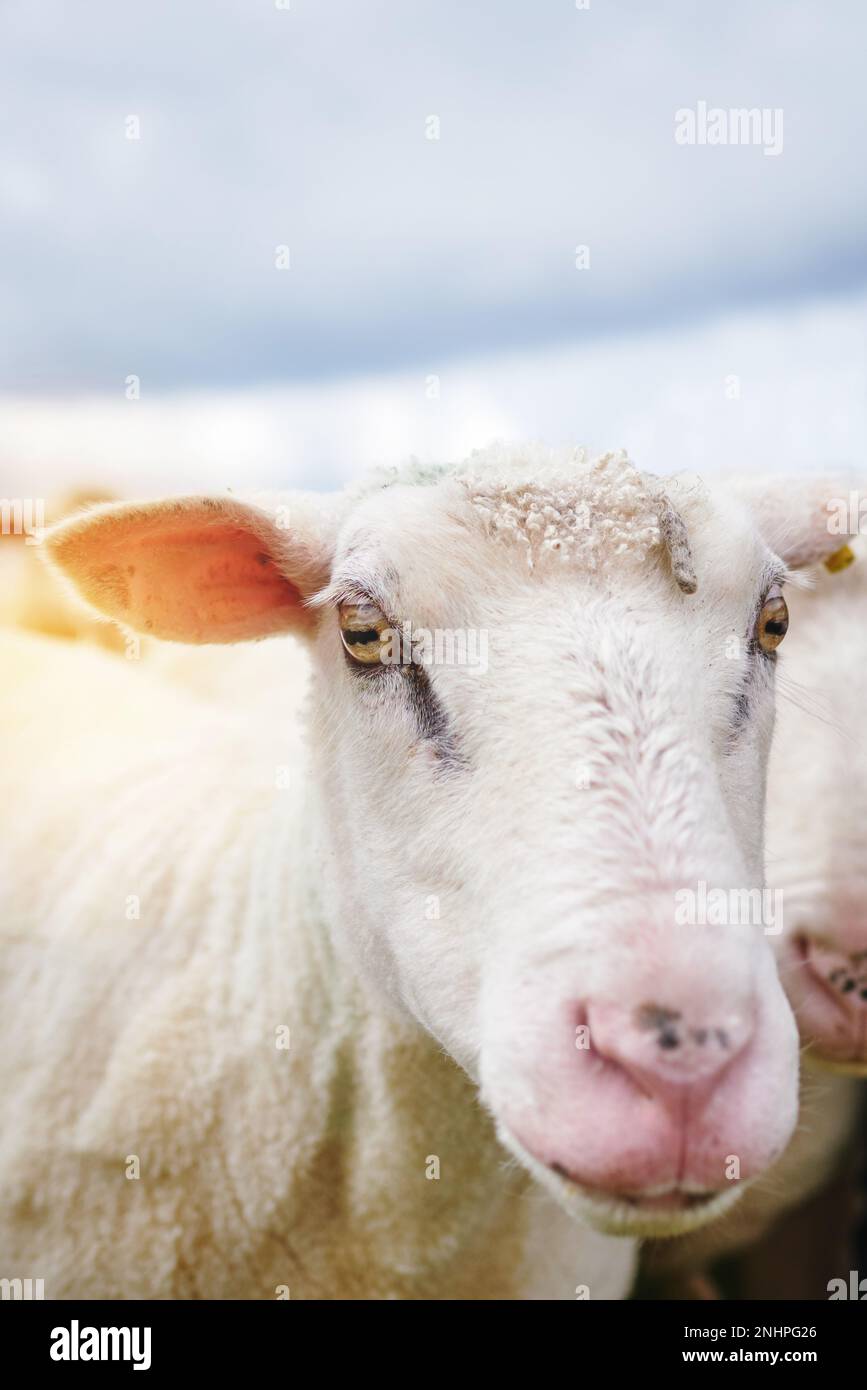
87;521;306;643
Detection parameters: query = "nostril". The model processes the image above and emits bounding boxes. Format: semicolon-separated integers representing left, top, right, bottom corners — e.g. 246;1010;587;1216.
636;1004;683;1050
634;1004;736;1058
799;938;867;1017
585;1000;753;1111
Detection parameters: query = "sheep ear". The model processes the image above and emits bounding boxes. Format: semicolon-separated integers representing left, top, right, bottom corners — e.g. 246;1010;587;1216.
43;493;337;644
734;475;866;570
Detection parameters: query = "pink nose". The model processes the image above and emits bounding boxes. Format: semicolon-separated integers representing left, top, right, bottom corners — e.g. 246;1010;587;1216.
796;938;867;1062
586;1001;754;1113
486;973;799;1205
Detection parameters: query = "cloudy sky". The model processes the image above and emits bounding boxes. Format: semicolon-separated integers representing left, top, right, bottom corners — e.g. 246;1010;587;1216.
1;0;865;493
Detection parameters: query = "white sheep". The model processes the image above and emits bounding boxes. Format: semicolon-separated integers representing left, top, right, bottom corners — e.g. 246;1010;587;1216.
643;532;867;1295
0;447;851;1298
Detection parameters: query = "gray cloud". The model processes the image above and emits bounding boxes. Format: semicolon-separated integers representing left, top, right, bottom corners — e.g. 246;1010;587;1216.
1;0;865;391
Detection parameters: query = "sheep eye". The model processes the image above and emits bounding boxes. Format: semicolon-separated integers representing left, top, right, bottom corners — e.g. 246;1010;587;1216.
756;592;789;653
338;601;390;665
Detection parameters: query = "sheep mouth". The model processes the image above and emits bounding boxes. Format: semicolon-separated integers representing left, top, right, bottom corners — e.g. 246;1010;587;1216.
619;1188;719;1214
549;1179;740;1237
497;1123;741;1236
554;1174;729;1218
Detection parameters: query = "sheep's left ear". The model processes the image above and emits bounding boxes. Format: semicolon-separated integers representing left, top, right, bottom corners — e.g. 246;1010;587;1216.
733;474;866;570
43;492;338;644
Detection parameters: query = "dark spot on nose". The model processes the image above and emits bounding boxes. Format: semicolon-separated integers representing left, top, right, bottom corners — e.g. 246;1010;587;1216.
715;1029;730;1050
841;978;856;994
637;1005;682;1032
659;1029;680;1050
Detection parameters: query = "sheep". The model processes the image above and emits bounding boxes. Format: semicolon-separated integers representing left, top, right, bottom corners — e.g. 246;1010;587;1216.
767;537;867;1072
641;533;867;1297
0;446;852;1299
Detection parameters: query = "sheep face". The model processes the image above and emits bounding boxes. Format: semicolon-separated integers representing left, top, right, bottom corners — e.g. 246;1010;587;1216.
308;465;801;1237
44;450;855;1237
766;549;867;1077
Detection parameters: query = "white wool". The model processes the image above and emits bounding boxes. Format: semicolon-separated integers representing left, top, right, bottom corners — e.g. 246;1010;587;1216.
0;629;635;1300
1;461;858;1300
356;443;677;575
460;448;664;574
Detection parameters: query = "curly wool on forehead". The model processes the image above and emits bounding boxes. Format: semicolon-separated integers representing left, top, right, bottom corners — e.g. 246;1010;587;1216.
358;443;698;592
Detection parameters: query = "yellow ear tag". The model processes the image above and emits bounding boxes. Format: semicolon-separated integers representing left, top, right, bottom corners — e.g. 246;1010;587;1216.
824;544;856;574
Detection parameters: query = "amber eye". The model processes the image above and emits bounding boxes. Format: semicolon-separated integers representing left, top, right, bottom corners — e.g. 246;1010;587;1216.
756;592;789;653
338;601;390;665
